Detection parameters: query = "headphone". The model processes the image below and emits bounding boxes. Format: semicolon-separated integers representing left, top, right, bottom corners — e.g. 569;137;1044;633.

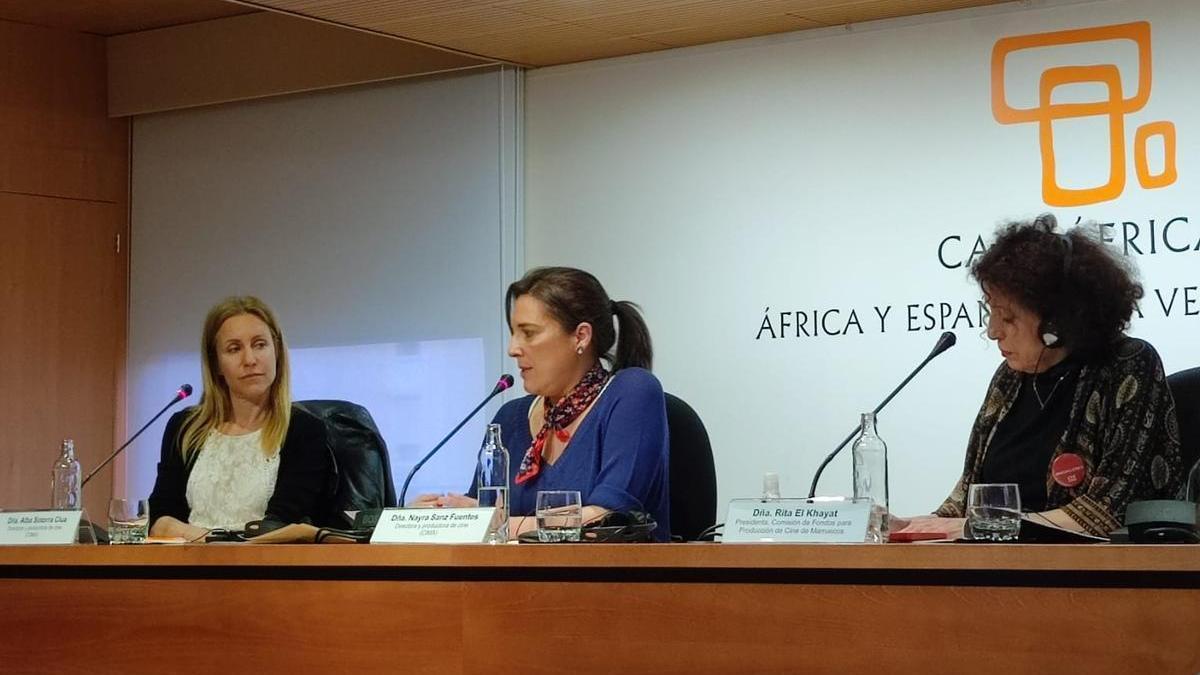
516;510;659;544
1039;232;1073;349
580;510;658;543
1124;500;1200;545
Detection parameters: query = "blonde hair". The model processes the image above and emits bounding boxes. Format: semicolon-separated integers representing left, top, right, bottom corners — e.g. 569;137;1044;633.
180;296;292;458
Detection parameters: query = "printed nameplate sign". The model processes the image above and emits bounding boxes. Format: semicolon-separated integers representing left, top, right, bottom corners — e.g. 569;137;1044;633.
370;507;497;544
0;510;84;545
722;499;871;543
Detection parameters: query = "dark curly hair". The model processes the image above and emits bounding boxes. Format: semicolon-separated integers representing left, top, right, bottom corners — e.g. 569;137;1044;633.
971;214;1143;361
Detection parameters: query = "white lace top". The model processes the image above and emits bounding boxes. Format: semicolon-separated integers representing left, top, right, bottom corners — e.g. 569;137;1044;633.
186;429;281;529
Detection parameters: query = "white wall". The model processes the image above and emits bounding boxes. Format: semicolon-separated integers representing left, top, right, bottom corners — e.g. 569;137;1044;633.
125;68;522;503
525;0;1200;516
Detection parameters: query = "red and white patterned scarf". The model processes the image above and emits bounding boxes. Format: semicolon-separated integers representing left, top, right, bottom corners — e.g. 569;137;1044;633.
514;362;610;485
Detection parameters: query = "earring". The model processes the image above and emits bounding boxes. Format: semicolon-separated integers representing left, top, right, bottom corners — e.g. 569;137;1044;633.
576;345;584;355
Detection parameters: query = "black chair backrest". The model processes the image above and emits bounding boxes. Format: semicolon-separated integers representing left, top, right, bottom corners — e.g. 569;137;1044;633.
295;400;397;527
665;393;717;541
1167;367;1200;492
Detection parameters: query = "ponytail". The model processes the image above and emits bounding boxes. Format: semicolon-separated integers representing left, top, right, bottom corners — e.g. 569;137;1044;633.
611;300;653;371
506;267;655;373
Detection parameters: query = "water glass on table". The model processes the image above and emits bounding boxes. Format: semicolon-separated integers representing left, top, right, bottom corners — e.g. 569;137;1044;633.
966;483;1021;541
108;498;149;544
536;490;583;542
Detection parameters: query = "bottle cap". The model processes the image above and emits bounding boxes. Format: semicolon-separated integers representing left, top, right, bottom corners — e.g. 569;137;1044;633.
762;472;781;500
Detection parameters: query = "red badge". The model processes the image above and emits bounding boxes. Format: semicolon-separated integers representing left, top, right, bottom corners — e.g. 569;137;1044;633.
1051;453;1086;488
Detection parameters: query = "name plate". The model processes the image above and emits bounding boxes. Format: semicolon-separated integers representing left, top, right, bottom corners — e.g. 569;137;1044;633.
370;507;497;544
0;510;85;545
722;498;870;543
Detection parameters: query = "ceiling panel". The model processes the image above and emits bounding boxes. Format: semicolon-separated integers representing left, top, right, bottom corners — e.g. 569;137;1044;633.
570;0;793;35
497;0;810;24
246;0;1014;66
638;14;824;48
373;5;558;43
790;0;1010;25
478;35;671;66
435;24;672;65
272;0;494;19
0;0;256;36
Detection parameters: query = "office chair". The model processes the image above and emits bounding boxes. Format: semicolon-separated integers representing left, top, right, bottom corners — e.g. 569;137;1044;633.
295;400;397;528
665;393;717;541
1168;367;1200;495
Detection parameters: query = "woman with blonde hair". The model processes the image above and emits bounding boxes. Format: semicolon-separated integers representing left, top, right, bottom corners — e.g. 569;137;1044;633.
148;296;332;540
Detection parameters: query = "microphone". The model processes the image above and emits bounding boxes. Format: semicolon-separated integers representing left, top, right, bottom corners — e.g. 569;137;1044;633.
807;332;956;498
397;374;514;506
82;384;193;487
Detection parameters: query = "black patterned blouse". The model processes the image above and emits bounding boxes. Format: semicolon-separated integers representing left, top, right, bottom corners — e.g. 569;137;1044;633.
936;337;1183;536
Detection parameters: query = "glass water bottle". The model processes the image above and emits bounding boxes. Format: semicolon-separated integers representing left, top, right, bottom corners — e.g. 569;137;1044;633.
477;424;510;544
852;413;889;543
51;439;82;510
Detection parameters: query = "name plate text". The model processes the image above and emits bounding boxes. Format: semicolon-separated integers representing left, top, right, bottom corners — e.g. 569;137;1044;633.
0;510;85;545
370;507;497;544
722;499;870;543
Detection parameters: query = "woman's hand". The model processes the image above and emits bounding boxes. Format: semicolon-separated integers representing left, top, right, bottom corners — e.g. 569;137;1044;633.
509;515;537;538
409;493;443;508
408;493;478;508
437;493;478;507
890;515;966;539
148;515;210;542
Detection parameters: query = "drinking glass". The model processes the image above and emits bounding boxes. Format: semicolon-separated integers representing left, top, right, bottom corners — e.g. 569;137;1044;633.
108;498;149;544
535;490;583;542
966;484;1021;541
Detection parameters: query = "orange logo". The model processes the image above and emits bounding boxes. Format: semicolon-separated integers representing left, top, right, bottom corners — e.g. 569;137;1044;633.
992;22;1177;206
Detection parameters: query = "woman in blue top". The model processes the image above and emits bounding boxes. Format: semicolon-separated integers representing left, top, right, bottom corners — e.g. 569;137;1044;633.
415;267;671;541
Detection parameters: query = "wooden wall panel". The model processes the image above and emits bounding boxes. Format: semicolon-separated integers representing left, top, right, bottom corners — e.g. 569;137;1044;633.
0;0;256;36
0;19;128;522
0;21;127;202
2;545;1197;672
0;194;126;522
106;11;494;117
252;0;1015;66
4;540;1200;571
0;577;1196;673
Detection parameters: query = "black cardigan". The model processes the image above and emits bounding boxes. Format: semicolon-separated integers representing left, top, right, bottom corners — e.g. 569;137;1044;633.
147;405;334;530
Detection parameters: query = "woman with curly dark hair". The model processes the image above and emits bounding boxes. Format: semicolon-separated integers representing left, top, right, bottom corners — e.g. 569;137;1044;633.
896;214;1182;538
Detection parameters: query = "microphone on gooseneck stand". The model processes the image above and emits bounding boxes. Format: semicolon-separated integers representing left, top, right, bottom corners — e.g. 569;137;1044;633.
397;374;514;507
807;331;956;499
82;383;194;488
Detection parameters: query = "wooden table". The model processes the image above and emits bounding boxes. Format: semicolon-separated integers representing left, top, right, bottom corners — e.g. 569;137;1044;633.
1;543;1197;674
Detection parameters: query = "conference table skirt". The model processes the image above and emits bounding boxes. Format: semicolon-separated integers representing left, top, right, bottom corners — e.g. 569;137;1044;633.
0;543;1197;675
